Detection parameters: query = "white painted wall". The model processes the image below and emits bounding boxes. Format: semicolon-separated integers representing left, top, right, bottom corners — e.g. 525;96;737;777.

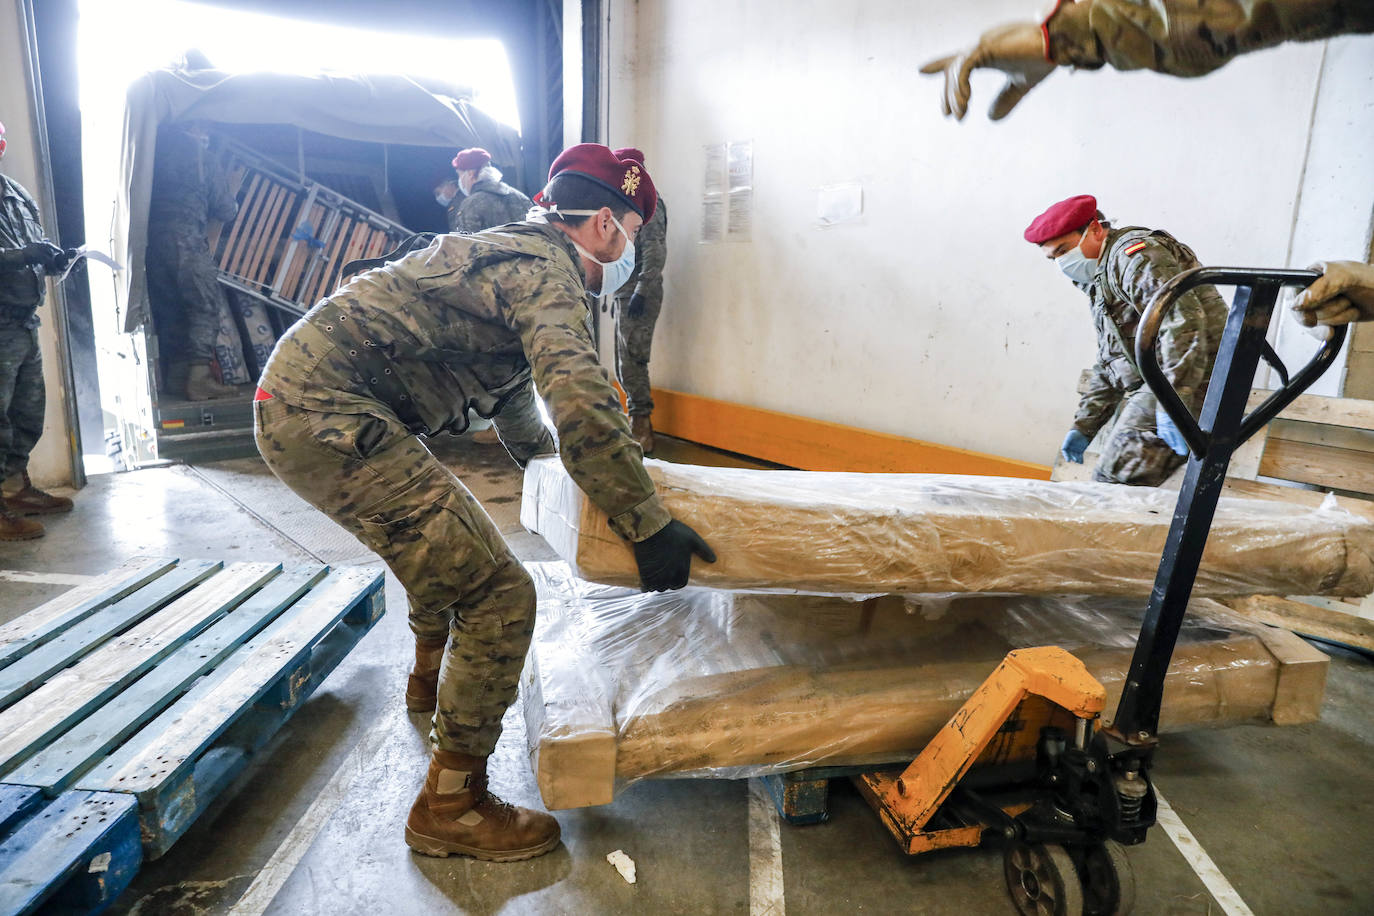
607;0;1373;465
0;0;76;488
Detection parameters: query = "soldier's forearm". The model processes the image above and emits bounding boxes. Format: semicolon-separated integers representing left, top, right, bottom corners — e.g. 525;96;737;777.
1045;0;1374;76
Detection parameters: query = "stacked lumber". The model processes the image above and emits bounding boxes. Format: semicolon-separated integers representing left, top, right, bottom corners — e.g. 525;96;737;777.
521;457;1374;598
520;563;1328;810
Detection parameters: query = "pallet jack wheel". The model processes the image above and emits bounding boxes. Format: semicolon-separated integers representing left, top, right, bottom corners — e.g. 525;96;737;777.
1004;842;1085;916
1081;841;1135;916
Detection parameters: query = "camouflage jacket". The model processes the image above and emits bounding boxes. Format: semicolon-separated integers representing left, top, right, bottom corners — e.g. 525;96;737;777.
1045;0;1374;76
1070;225;1228;439
0;173;48;323
616;196;668;304
452;179;534;234
260;220;670;542
148;128;238;241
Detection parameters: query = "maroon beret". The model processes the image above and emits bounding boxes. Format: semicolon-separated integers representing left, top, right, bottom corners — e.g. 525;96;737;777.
452;147;492;171
612;147;646;165
540;143;657;221
1024;194;1098;244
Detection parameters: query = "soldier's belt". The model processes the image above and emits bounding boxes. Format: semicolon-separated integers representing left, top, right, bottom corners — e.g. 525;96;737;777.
312;303;430;435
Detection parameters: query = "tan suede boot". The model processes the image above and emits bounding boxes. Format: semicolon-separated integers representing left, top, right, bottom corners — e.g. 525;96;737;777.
405;749;561;861
4;472;73;515
405;636;448;713
185;362;246;401
0;503;43;540
631;415;655;454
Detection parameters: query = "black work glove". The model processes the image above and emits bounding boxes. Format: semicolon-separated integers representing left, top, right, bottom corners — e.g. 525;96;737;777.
22;241;66;271
632;519;716;591
625;293;647;319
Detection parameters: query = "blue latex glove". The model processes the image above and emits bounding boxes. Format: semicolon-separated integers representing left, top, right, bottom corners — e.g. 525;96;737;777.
1060;430;1089;464
1155;408;1189;456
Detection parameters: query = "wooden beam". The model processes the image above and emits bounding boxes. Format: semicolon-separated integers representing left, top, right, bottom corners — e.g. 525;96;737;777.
1259;438;1374;497
649;387;1050;479
1224;594;1374;654
1246;389;1374;431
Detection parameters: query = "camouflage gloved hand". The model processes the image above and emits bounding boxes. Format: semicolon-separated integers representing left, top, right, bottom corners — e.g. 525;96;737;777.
632;519;717;591
919;22;1055;121
625;293;648;319
1292;261;1374;327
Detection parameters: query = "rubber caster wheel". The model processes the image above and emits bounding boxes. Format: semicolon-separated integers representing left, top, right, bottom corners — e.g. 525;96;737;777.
1082;841;1135;915
1004;842;1085;916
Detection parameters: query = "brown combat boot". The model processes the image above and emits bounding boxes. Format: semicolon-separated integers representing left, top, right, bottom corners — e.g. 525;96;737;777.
0;504;43;540
631;414;655;454
405;749;561;861
405;636;448;713
3;472;73;516
185;362;247;401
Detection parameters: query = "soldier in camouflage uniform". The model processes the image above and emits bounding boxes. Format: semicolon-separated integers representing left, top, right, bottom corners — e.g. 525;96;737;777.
146;122;245;400
922;0;1374;121
0;120;76;540
609;148;667;453
448;147;533;234
1025;195;1227;486
255;143;713;862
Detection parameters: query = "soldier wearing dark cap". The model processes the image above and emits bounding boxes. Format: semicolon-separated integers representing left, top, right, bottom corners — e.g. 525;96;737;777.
609;147;667;452
1025;194;1227;486
0;119;76;540
254;143;714;861
446;147;533;234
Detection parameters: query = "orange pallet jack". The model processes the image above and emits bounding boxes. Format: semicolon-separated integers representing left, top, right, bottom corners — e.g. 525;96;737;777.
856;268;1348;915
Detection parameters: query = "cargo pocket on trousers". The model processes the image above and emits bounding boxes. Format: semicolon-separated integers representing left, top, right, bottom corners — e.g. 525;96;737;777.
356;465;501;609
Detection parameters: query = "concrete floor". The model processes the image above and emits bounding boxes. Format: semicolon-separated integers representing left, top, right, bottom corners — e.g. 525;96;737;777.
1;438;1371;915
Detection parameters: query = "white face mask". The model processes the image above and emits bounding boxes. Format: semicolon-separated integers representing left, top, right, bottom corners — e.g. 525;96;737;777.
435;190;455;207
1056;233;1099;284
535;207;637;296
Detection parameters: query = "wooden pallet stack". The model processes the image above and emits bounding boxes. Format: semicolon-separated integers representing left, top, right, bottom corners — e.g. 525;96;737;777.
0;557;384;914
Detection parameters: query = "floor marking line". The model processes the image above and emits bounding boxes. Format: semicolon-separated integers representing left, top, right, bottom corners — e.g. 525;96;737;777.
228;709;395;915
1153;785;1255;916
184;465;327;564
747;778;786;916
0;569;98;586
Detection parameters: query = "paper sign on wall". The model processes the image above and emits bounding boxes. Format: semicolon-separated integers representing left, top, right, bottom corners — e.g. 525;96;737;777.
701;140;753;243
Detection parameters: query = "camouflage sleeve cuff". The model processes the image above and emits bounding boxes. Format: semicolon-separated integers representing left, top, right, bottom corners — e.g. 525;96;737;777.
1043;0;1108;69
609;493;672;542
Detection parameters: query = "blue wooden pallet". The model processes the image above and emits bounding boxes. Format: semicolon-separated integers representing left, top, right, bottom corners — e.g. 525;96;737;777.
0;558;385;912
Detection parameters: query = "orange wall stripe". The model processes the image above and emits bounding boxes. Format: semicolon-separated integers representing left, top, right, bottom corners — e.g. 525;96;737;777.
649;387;1051;479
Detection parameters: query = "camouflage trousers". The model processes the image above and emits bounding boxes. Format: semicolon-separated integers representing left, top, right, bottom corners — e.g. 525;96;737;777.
613;292;662;417
147;232;242;364
1091;387;1187;486
254;396;536;756
0;322;45;481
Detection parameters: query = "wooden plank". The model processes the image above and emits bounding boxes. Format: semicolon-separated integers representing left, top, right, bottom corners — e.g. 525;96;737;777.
1259;438;1374;497
0;785;41;837
1224;594;1374;654
245;185;292;284
4;566;327;795
0;557;177;669
1245;389;1374;431
0;791;141;916
1206;476;1374;523
219;173;263;272
310;214;352;305
76;568;383;857
0;561;220;710
650;387;1052;478
0;563;280;774
237;182;285;281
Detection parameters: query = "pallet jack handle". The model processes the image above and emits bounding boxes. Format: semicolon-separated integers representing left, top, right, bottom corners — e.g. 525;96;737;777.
1111;267;1347;743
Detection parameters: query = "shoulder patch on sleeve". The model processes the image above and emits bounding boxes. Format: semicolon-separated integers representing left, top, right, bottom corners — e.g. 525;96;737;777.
1123;241;1148;256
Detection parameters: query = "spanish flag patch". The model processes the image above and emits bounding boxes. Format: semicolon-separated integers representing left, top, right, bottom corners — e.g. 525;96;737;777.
1124;241;1148;256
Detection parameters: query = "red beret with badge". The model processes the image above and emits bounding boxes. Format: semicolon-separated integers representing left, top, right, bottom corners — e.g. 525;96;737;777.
539;143;657;221
1024;194;1098;244
452;147;492;171
613;147;646;165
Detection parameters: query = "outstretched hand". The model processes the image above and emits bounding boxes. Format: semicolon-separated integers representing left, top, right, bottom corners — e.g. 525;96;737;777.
919;22;1055;121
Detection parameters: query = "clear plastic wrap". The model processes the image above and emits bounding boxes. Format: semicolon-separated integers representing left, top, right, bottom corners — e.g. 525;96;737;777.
521;458;1374;597
520;562;1328;810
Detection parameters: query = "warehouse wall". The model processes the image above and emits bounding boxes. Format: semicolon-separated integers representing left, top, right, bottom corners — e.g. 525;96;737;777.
606;0;1373;466
0;0;76;488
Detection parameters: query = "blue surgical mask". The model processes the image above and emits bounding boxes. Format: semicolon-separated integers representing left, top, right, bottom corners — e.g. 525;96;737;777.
569;215;637;296
1056;236;1099;285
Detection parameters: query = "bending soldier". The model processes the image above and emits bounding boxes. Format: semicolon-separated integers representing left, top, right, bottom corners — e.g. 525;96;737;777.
255;144;714;863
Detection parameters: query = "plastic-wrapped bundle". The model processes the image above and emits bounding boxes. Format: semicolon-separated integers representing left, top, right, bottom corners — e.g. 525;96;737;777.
520;563;1327;810
521;458;1374;597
